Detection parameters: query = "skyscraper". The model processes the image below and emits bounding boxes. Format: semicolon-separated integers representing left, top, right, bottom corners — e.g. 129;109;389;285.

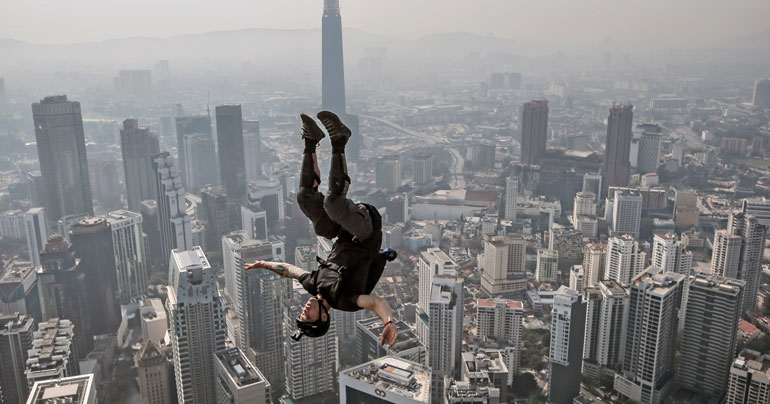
135;340;173;404
182;133;217;191
32;95;93;222
711;230;743;278
243;120;262;182
153;152;192;258
481;234;527;296
727;212;767;312
476;298;523;374
602;104;634;191
678;274;744;396
635;124;662;174
504;176;518;222
615;268;684;404
752;79;770;108
216;105;247;201
37;234;93;356
120;119;160;212
583;172;603;201
175;115;212;187
608;188;642;237
0;313;35;404
605;235;646;286
582;242;606;288
726;349;770;404
23;207;46;268
651;233;692;275
201;185;230;254
106;210;149;303
535;249;558;282
548;286;586;404
214;347;271;404
412;153;434;185
321;0;346;114
25;318;80;387
167;247;226;404
520;100;549;165
428;276;463;404
741;197;770;228
417;247;457;313
582;280;628;381
376;154;401;193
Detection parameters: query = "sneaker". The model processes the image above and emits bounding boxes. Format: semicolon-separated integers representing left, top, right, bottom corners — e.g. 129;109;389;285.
300;113;325;143
317;111;351;146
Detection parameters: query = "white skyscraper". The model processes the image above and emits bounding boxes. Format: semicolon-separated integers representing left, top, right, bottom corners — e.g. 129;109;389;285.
167;247;226;404
741;197;770;228
574;192;596;216
26;374;97;404
283;281;337;400
582;242;605;288
428;276;463;404
504;176;518;222
608;190;643;237
243;122;262;183
241;207;268;241
535;249;558;282
214;347;271;404
711;230;743;278
615;268;684;404
678;274;744;396
23;207;46;268
728;212;768;312
476;298;522;373
548;286;586;404
153;152;192;258
651;233;692;275
481;234;527;295
605;235;646;286
583;280;629;381
582;173;602;202
106;209;148;303
412;153;434;186
376;154;401;193
569;265;584;291
417;247;456;344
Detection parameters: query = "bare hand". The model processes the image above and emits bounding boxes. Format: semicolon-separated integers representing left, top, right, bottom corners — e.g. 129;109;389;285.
380;322;398;348
245;260;270;271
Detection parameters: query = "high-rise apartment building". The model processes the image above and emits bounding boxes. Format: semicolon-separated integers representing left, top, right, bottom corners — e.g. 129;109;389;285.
26;374;96;404
214;347;271;404
520;100;549;165
0;259;41;321
32;95;93;222
106;210;148;303
678;274;744;396
504;176;518;222
428;276;463;404
615;268;684;404
246;180;284;226
752;79;770;108
376;154;401;193
569;265;584;291
742;197;770;228
175;115;212;188
605;235;647;286
729;212;768;312
481;234;527;295
725;349;770;404
0;314;35;404
216;105;247;201
25;318;80;387
135;340;173;404
37;235;92;356
548;286;586;404
120;119;160;212
476;298;522;373
583;173;603;201
602;104;634;191
153;152;192;259
607;189;642;237
283;281;337;400
582;242;605;288
412;153;433;185
535;249;558;282
582;280;628;381
712;230;743;278
167;247;226;404
651;233;692;275
417;248;457;313
23;207;46;268
322;0;346;114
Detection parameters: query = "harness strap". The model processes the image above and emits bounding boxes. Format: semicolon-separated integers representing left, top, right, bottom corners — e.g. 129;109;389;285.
316;256;345;275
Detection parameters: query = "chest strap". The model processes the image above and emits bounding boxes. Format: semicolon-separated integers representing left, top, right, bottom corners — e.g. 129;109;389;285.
316;256;346;275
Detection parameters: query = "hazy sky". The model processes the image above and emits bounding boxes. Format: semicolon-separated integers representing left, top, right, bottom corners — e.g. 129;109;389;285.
2;0;769;46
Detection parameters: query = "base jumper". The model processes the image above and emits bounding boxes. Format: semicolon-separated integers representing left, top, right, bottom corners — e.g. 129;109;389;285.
245;111;398;348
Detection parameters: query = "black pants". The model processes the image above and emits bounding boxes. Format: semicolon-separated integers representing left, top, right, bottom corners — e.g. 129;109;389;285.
297;154;372;241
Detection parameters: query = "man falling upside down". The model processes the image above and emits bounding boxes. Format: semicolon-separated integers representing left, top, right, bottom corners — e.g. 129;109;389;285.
245;111;398;348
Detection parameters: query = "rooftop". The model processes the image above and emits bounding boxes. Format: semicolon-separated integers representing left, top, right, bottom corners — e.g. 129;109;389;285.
216;347;264;388
477;298;523;310
342;356;430;403
733;349;770;379
27;374;95;404
357;317;424;354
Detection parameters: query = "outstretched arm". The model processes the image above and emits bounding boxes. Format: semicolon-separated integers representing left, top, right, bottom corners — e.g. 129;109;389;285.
356;295;397;348
244;260;309;280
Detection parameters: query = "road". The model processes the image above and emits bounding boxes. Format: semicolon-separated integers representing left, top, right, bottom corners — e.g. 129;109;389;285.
447;148;466;189
358;114;446;145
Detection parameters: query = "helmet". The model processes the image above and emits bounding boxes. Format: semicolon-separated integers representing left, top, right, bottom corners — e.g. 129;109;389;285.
290;297;330;341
